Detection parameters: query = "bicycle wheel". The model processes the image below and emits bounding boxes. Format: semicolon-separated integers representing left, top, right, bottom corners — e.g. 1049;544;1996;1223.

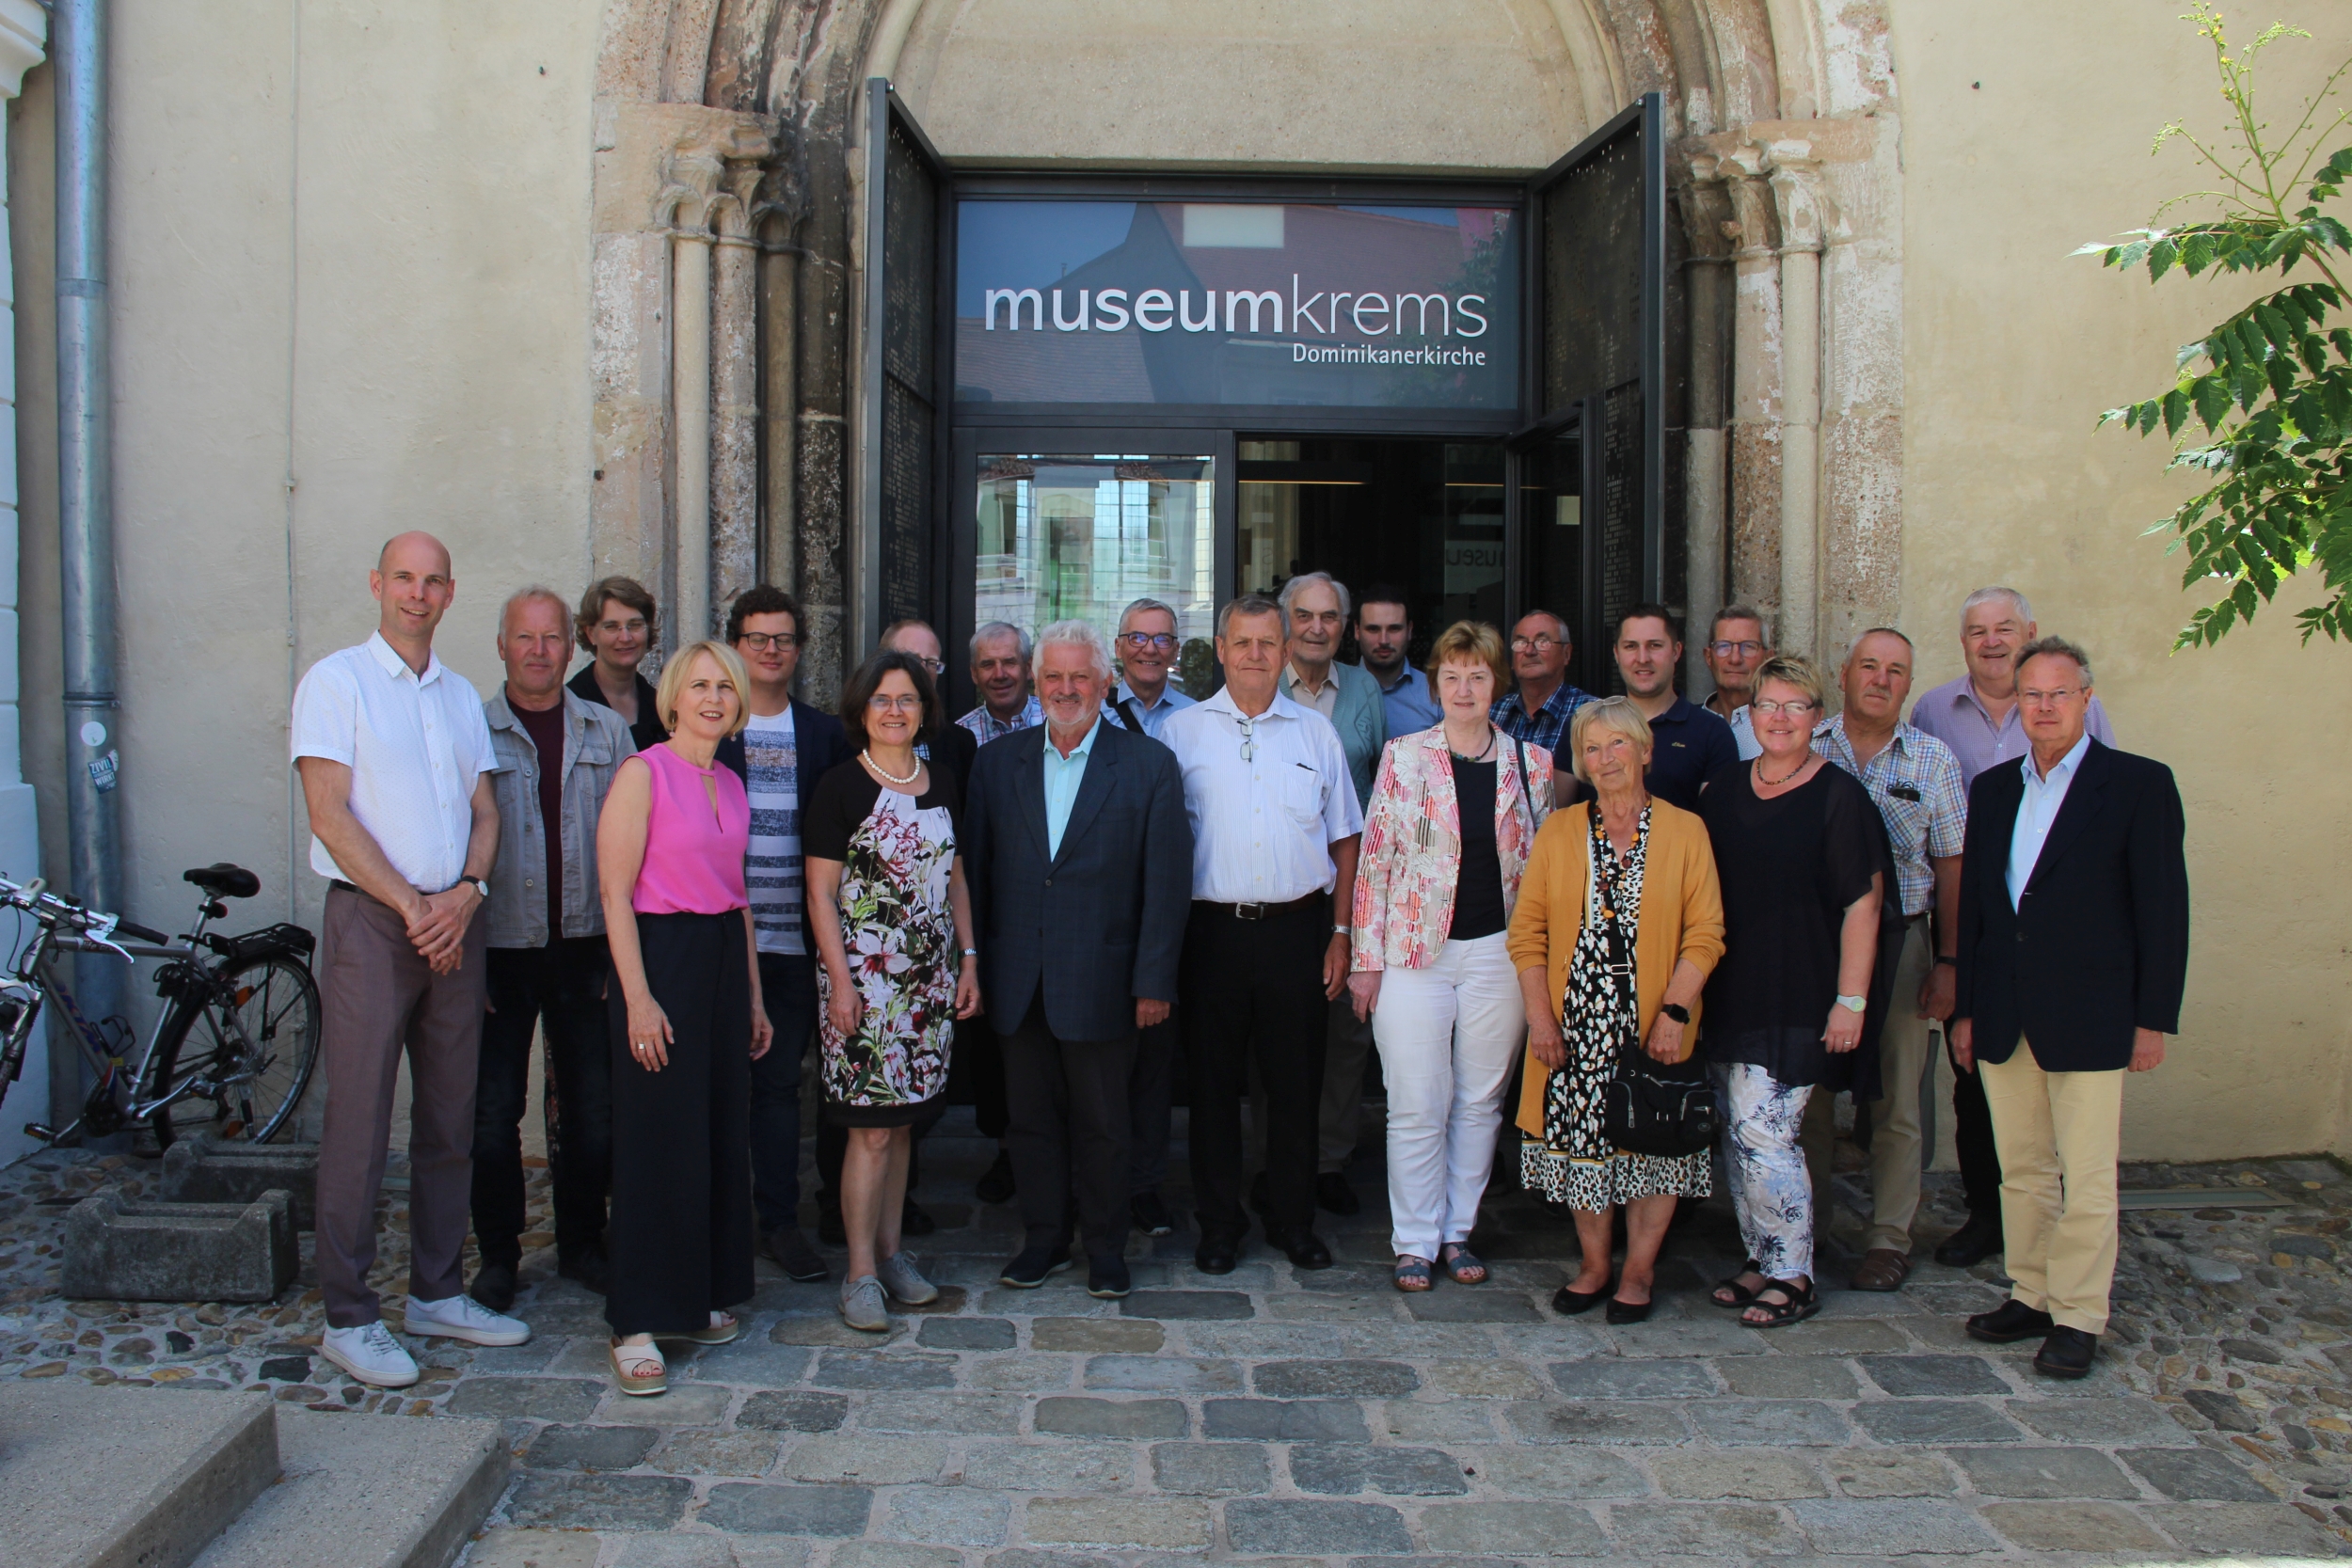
140;955;322;1148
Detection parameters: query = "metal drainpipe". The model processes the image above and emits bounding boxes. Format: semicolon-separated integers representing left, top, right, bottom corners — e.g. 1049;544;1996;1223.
53;0;123;1128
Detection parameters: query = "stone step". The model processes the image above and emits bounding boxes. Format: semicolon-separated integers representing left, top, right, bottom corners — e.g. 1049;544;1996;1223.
0;1381;279;1568
61;1186;298;1303
191;1408;507;1568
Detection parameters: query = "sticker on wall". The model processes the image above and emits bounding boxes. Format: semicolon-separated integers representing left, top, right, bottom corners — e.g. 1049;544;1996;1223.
79;721;106;749
88;751;119;793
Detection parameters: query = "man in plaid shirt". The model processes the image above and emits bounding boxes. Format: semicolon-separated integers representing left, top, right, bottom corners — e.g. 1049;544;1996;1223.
1489;610;1597;756
1809;627;1967;1294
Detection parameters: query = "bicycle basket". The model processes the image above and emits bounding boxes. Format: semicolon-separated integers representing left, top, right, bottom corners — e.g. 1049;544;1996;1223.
215;922;316;965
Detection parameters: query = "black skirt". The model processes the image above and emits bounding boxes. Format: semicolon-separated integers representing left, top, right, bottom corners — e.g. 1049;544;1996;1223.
605;911;755;1336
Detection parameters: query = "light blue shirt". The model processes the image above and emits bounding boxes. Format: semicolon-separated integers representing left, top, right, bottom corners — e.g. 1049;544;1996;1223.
1108;680;1194;740
2007;731;2092;910
1375;665;1443;736
1042;716;1103;860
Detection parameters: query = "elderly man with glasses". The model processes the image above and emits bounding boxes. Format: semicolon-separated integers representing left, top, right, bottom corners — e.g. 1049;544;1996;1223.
1104;597;1197;739
1491;610;1597;756
1701;604;1771;761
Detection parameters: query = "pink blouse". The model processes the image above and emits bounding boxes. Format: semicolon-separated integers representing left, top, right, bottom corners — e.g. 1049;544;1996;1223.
630;743;751;915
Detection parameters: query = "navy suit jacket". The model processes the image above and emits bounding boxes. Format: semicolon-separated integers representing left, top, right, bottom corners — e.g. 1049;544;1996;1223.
1953;738;2189;1073
963;720;1193;1043
716;698;853;954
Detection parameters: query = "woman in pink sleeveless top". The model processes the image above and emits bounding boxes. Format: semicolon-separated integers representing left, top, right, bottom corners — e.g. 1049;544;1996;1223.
595;640;773;1396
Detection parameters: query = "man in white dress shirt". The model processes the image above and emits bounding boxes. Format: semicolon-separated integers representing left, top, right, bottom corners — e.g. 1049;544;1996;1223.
292;532;529;1389
1160;594;1362;1275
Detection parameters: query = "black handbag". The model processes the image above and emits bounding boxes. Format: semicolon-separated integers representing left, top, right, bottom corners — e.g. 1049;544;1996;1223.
1588;828;1720;1158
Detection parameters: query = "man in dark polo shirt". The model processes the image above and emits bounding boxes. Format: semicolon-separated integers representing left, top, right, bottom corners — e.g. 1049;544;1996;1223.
1613;603;1738;809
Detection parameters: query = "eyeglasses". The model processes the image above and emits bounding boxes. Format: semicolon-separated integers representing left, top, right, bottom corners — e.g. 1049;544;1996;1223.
1707;640;1764;658
2019;688;2082;707
1236;713;1257;764
1750;699;1818;717
866;693;925;713
597;617;649;637
1120;631;1177;651
908;656;946;674
738;632;803;652
1510;636;1563;653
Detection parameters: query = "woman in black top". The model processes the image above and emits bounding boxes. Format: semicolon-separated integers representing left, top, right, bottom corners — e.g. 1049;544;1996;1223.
1699;654;1883;1328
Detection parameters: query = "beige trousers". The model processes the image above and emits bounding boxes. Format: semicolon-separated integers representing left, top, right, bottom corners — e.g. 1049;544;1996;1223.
1979;1041;2123;1335
1794;918;1936;1256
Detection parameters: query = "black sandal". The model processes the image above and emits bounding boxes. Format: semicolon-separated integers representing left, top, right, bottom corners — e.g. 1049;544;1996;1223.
1710;1259;1764;1308
1740;1276;1821;1328
1551;1279;1613;1316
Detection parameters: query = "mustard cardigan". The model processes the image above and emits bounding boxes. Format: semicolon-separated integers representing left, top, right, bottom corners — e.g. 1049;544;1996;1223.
1508;798;1727;1138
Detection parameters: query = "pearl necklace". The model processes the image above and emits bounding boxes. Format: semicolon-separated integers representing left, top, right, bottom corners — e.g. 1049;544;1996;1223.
863;748;920;785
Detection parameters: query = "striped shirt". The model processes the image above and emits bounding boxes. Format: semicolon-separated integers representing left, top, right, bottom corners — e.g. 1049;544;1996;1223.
957;694;1043;745
739;707;803;955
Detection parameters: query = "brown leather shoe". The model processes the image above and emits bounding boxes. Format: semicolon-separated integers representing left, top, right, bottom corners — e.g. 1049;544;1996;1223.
1850;1247;1911;1292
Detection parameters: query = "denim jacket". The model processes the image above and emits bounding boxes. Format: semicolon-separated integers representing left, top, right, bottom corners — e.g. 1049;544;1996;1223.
483;689;634;948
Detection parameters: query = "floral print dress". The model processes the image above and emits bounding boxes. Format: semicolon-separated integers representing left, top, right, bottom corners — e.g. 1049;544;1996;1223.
1521;803;1712;1211
812;776;959;1115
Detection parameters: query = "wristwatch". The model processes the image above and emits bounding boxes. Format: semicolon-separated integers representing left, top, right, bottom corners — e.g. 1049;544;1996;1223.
1659;1001;1691;1024
465;877;490;900
1835;993;1867;1013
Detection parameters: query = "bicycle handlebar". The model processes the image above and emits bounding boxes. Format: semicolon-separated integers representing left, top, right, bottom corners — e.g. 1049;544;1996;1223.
0;875;169;950
115;919;170;945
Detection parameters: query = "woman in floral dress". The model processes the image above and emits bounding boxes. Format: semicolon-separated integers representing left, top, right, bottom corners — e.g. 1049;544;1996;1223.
806;649;981;1332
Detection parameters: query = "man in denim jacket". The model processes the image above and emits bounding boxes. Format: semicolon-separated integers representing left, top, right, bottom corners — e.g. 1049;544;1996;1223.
469;586;635;1310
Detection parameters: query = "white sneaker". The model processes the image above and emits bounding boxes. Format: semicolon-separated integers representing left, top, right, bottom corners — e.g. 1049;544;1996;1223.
405;1292;532;1347
320;1322;420;1388
875;1251;939;1306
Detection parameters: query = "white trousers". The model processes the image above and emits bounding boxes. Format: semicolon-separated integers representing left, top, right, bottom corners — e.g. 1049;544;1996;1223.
1371;932;1527;1261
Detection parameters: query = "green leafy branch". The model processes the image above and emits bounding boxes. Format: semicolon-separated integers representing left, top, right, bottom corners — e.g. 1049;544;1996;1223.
2080;4;2352;649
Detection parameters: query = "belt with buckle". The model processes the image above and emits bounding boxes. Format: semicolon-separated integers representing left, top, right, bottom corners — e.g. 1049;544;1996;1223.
1198;893;1325;921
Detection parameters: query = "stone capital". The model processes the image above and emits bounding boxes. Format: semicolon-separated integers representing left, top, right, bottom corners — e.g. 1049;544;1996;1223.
1719;146;1778;261
1676;154;1737;263
1759;140;1828;254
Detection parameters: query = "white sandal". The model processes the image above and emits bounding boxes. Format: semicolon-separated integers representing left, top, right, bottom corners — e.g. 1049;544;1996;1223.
609;1338;667;1396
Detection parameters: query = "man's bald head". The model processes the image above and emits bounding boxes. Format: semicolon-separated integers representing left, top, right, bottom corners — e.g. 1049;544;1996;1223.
378;531;453;578
370;531;457;661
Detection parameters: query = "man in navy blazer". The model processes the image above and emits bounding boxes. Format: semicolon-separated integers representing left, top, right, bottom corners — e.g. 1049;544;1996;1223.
717;587;854;1285
962;620;1193;1299
1950;636;2187;1379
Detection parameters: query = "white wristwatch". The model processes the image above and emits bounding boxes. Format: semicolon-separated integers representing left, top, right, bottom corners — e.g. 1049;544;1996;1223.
1835;993;1867;1014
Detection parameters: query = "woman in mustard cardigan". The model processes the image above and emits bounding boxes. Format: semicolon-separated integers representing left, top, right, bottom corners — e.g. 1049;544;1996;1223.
1509;697;1725;1323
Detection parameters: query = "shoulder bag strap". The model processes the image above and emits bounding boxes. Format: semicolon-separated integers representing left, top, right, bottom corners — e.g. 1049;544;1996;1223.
1513;735;1536;828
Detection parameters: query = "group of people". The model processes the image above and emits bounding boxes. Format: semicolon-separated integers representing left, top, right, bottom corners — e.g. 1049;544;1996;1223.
290;531;2187;1401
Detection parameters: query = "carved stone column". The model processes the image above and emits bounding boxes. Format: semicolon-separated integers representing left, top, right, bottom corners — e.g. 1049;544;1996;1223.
756;157;807;608
1764;141;1828;664
710;158;765;624
1678;158;1736;693
1721;147;1784;641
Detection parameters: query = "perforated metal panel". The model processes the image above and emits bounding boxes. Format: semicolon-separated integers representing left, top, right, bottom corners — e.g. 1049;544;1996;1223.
1540;127;1644;419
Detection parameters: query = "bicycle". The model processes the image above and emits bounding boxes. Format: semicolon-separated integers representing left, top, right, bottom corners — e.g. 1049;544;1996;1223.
0;863;323;1158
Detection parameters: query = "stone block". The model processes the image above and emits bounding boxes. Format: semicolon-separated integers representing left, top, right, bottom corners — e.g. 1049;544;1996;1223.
812;1349;958;1389
596;1384;730;1426
503;1472;694;1529
1120;1290;1251;1320
1032;1317;1162;1353
962;1443;1136;1493
160;1134;322;1229
2007;1397;2191;1445
1502;1399;1686;1445
1953;1446;2137;1498
1024;1496;1211;1549
1225;1498;1412;1555
524;1422;662;1471
653;1431;781;1476
1604;1316;1767;1357
1254;1358;1419;1397
2144;1500;2340;1555
1453;1446;1647;1499
1289;1444;1468;1497
444;1377;603;1423
770;1314;906;1348
1825;1449;1956;1497
2118;1444;2277;1501
1034;1396;1188;1437
882;1482;1012;1546
468;1528;602;1568
919;1316;1017;1351
1683;1398;1852;1446
1786;1497;2000;1555
1651;1451;1829;1500
1400;1291;1542;1323
831;1545;952;1568
610;1537;741;1568
737;1389;849;1432
1856;1354;2010;1397
1716;1355;1860;1400
972;1356;1076;1391
1152;1441;1271;1496
1606;1501;1805;1556
1378;1401;1497;1442
685;1338;814;1386
701;1481;876;1536
1767;1317;1909;1354
1980;1499;2170;1552
1083;1354;1240;1391
783;1435;948;1484
61;1185;297;1303
1201;1398;1370;1441
2182;1387;2261;1431
857;1393;1021;1433
1547;1358;1715;1400
1423;1359;1545;1400
1851;1398;2024;1445
1415;1500;1606;1556
985;1553;1120;1568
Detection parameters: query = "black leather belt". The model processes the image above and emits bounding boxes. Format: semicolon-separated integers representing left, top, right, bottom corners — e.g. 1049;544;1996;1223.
1196;893;1325;921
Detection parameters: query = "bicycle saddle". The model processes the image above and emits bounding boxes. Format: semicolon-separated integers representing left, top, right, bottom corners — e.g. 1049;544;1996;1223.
183;863;261;899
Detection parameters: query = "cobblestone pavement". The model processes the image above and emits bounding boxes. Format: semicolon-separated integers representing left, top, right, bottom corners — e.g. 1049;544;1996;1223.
4;1114;2351;1563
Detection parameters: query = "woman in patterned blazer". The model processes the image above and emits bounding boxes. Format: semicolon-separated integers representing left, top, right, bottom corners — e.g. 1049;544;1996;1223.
1349;622;1555;1292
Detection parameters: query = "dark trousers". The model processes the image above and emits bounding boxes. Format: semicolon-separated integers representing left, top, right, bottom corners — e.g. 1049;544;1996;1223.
1951;1051;2004;1215
1181;898;1327;1238
606;912;755;1336
751;951;818;1236
1130;1014;1181;1196
470;937;613;1270
315;884;485;1327
1002;994;1136;1259
947;1020;1010;1141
